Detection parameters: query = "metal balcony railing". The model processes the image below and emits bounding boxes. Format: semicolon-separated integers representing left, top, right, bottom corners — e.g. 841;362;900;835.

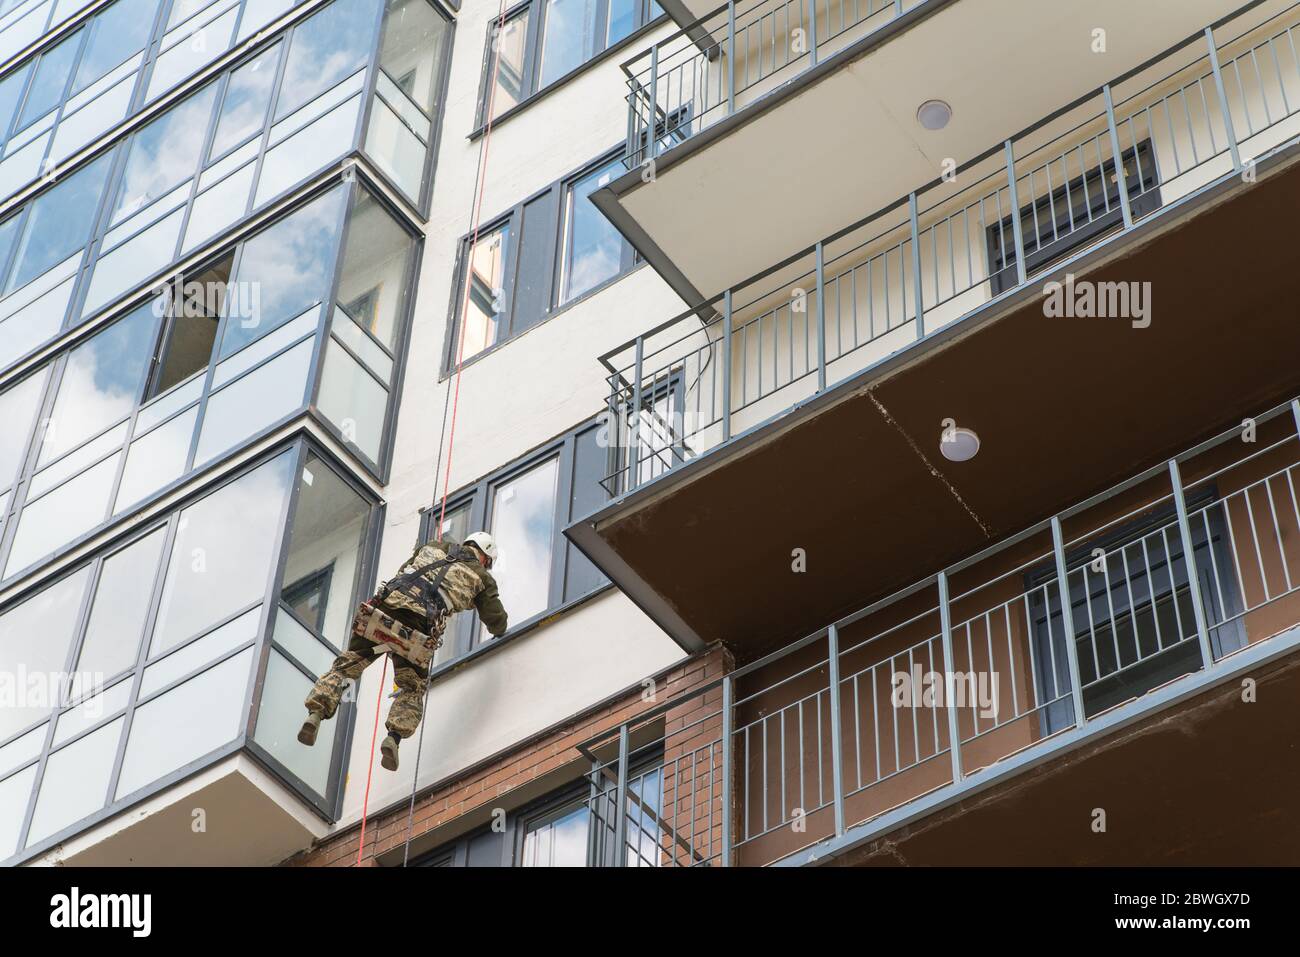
577;397;1300;866
623;0;930;168
602;0;1300;495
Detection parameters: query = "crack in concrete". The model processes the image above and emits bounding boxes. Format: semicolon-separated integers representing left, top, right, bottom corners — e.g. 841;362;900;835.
866;390;991;536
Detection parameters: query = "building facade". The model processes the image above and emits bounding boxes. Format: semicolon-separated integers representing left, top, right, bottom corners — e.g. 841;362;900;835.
6;0;1300;867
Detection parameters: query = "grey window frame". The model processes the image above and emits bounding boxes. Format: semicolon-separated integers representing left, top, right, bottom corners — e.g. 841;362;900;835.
443;146;635;375
0;434;383;866
0;168;418;588
473;0;663;131
416;415;612;663
414;747;664;866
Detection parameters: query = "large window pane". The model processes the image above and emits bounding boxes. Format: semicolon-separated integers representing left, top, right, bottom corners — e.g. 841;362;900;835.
218;185;346;357
25;716;122;846
457;222;509;364
521;798;589;866
5;452;120;576
115;647;254;798
334;186;413;350
193;336;313;464
486;457;558;634
17;33;78;129
317;341;386;463
150;452;293;654
538;0;598;89
484;9;528;120
0;568;89;741
75;529;167;680
274;0;379;121
378;0;448;114
71;0;157;95
0;370;47;492
0;765;37;858
40;301;157;463
5;153;111;294
280;453;369;642
210;44;281;158
561;157;623;304
113;84;217;222
254;651;333;794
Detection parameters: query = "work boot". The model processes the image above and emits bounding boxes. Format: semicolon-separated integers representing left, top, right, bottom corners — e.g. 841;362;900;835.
298;712;321;746
380;733;400;771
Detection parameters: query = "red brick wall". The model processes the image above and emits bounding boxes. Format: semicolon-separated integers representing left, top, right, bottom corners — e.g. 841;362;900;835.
283;644;733;866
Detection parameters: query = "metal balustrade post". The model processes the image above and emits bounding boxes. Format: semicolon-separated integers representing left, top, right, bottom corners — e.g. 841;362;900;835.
1102;84;1134;230
1050;516;1088;730
815;240;827;391
1206;26;1242;170
647;45;660;163
895;0;903;14
1292;398;1300;436
722;290;733;441
936;572;964;783
1169;458;1216;669
807;0;818;66
628;336;644;492
909;191;924;337
1004;140;1028;286
720;674;733;866
727;1;736;115
613;723;630;866
826;625;846;837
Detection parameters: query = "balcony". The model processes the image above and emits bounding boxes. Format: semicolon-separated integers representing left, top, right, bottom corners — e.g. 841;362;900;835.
566;0;1300;654
596;0;1246;304
575;400;1300;865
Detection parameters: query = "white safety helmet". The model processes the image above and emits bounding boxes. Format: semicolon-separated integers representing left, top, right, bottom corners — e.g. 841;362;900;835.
463;531;499;565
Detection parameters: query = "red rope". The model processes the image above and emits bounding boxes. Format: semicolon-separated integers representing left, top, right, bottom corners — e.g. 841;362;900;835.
354;0;510;867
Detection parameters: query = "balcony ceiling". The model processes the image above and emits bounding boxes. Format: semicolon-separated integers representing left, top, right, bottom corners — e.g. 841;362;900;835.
600;0;1243;305
569;142;1300;659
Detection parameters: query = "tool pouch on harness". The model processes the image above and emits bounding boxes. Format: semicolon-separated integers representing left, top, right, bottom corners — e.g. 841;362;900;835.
351;602;442;669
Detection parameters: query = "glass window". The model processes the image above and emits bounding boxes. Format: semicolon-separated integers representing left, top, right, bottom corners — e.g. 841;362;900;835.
75;529;167;680
115;646;254;798
115;405;197;511
5;452;121;575
17;32;79;129
521;796;589;866
457;222;509;364
0;370;47;492
606;0;635;44
334;185;413;350
486;457;558;636
255;650;333;793
113;84;218;222
0;68;28;142
0;765;37;858
71;0;157;95
317;340;386;462
218;185;346;358
280;453;369;642
0;568;89;742
193;336;313;464
538;0;598;89
149;255;231;399
561;157;623;304
149;451;293;654
139;606;259;697
25;716;123;846
5;152;111;294
40;301;157;464
274;0;380;121
210;44;281;158
377;0;448;114
485;9;529;119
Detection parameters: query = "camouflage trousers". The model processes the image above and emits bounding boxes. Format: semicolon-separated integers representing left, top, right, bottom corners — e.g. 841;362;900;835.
304;606;441;739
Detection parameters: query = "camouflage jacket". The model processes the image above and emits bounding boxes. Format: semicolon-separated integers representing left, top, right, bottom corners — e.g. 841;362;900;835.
380;539;509;637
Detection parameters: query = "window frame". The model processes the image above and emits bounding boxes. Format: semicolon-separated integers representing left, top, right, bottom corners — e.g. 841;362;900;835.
417;416;612;664
443;146;636;375
474;0;664;130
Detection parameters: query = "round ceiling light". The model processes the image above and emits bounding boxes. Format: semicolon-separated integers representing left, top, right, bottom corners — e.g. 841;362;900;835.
940;426;980;462
917;99;952;131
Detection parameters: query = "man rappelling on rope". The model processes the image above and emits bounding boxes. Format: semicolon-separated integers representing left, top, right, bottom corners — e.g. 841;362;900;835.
297;532;509;771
